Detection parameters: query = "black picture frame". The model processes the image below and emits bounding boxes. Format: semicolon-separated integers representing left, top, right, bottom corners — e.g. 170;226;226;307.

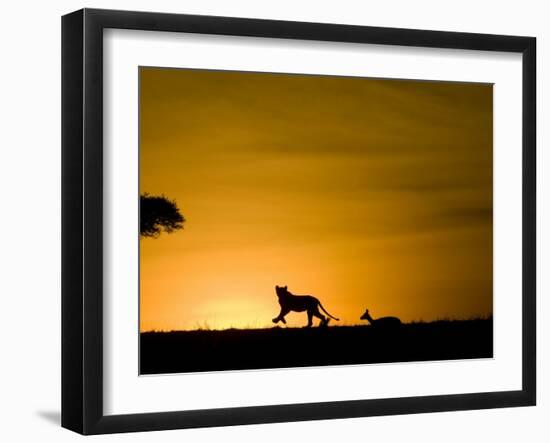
62;8;536;435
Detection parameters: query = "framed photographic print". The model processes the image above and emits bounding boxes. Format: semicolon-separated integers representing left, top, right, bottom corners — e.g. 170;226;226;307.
61;8;536;435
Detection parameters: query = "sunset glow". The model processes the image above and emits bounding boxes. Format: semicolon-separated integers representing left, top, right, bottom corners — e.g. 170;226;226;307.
139;67;492;332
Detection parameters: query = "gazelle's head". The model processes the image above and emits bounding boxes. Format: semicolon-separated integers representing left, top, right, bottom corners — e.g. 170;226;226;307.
360;309;370;320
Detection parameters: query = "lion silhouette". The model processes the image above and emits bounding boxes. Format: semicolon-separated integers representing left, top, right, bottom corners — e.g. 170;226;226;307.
272;285;339;327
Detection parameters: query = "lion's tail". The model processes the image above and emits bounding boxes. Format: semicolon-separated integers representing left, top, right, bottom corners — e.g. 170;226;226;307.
319;302;339;321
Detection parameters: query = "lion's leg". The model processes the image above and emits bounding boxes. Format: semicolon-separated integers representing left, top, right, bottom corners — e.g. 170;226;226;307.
273;308;289;324
306;311;313;327
312;307;328;327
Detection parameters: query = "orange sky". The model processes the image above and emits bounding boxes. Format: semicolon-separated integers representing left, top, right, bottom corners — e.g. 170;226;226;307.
139;67;493;332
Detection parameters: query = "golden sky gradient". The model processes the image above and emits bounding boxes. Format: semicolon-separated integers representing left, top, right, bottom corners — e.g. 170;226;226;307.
139;67;493;332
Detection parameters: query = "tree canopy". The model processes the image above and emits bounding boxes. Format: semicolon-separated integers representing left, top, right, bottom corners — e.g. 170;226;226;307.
140;194;185;238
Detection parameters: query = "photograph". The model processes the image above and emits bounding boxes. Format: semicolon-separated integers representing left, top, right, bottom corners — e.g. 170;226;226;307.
57;5;538;436
139;67;494;375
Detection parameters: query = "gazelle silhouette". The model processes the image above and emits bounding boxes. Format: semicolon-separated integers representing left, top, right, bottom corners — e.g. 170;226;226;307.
360;309;402;327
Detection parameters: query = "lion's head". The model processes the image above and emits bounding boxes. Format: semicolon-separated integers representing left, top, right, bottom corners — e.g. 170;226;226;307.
275;285;288;298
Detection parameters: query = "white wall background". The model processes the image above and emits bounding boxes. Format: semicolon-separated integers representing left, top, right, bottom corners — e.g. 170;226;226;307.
0;0;546;441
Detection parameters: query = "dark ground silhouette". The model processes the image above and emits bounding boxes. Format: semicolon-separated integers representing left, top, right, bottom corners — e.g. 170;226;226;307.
140;318;493;374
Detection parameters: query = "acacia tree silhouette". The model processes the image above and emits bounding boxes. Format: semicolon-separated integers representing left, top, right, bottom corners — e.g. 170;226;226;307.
140;194;185;238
